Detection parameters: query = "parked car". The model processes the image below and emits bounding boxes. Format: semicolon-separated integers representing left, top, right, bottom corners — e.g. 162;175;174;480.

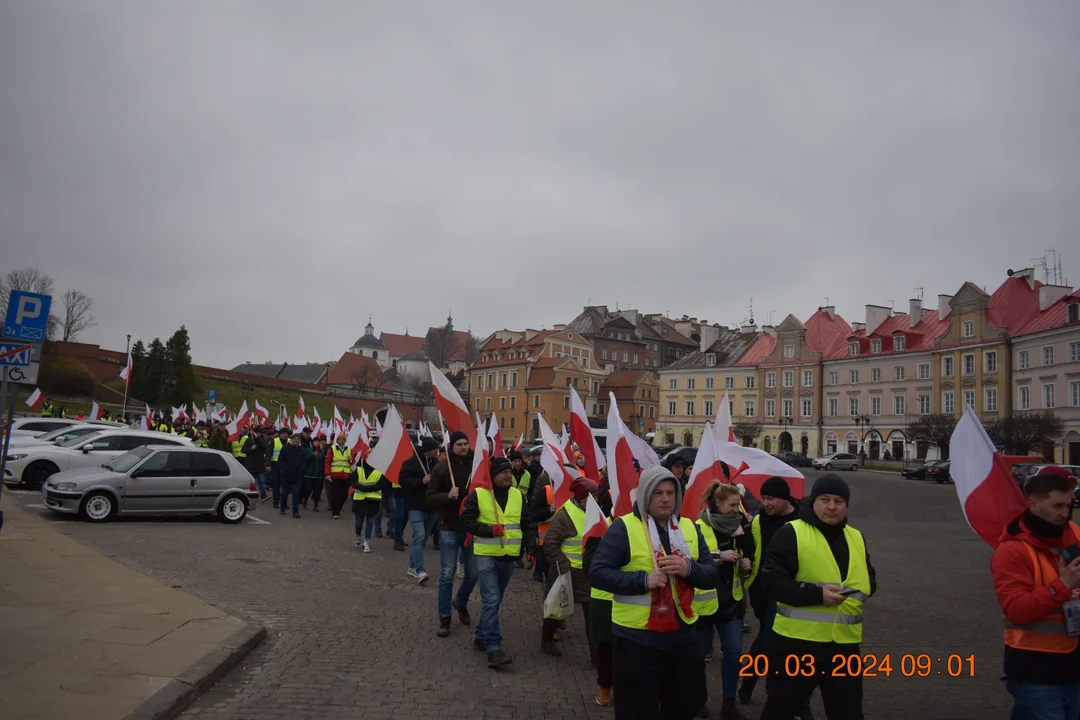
774;451;814;468
4;430;191;490
928;460;952;484
811;452;859;471
901;460;942;480
5;417;84;440
6;423;127;450
42;445;258;523
1000;456;1050;489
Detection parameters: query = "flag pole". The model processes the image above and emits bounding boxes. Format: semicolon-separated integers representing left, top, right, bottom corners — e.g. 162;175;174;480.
121;334;131;422
438;412;456;489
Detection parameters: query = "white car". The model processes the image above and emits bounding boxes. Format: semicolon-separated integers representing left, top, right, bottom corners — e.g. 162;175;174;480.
5;417;127;442
5;423;131;451
4;429;192;490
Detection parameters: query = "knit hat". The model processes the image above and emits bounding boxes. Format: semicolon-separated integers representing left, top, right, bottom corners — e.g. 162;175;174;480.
759;476;793;504
490;456;512;477
418;436;440;453
810;474;851;504
507;450;523;461
448;430;469;447
571;476;597;502
637;465;682;517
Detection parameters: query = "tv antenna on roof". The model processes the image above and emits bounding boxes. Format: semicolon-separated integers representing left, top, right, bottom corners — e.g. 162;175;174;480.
915;286;924;302
822;296;830;306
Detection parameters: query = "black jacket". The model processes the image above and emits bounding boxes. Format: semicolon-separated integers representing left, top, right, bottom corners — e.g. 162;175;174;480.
700;517;755;620
241;434;266;476
277;442;308;481
459;484;518;538
426;451;474;531
525;459;544;503
400;454;437;513
528;471;556;525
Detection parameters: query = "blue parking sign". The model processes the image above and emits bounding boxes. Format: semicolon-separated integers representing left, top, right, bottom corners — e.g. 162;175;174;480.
208;390;216;403
3;291;53;342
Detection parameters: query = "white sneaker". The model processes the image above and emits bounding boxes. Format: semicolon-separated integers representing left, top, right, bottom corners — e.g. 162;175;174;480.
407;568;419;578
354;537;362;547
457;563;464;579
417;571;430;585
362;541;371;553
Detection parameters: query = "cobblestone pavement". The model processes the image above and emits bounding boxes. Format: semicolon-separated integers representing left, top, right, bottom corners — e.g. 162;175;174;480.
4;471;1010;720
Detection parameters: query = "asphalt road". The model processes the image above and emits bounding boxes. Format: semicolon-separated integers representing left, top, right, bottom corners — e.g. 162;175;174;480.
3;469;1010;720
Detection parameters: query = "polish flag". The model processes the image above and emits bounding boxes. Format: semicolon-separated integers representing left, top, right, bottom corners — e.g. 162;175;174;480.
296;396;306;418
374;415;384;438
510;434;525;452
333;406;345;434
715;440;805;499
569;387;605;479
712;391;737;444
440;415;451;453
142;404;153;431
367;406;413;486
950;405;1027;548
226;401;250;442
255;400;270;426
681;424;730;521
25;387;44;410
487;413;504;457
606;393;640;519
312;407;322;431
468;415;494;493
582;493;610;544
119;346;133;387
538;413;581;508
171;406;185;421
89;401;104;421
625;430;661;468
429;362;476;445
559;424;573;458
344;417;368;461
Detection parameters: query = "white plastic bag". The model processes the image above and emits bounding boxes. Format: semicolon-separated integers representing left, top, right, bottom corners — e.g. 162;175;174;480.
543;570;575;620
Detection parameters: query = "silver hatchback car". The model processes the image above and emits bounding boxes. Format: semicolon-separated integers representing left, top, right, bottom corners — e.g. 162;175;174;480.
42;445;259;523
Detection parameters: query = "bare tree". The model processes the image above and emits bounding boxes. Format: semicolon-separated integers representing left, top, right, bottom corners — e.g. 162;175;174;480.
732;420;762;447
349;361;384;393
426;328;463;368
464;333;481;365
986;411;1064;455
905;414;958;458
0;267;59;338
60;290;97;341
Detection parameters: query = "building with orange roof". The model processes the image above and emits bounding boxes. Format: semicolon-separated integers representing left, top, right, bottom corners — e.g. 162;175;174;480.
349;313;473;378
601;370;660;437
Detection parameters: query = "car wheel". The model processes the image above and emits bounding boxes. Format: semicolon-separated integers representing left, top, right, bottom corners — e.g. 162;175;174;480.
80;492;116;523
217;495;248;524
850;464;858;472
23;460;58;491
825;463;833;471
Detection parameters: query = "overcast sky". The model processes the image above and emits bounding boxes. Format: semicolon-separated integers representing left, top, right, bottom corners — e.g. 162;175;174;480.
2;2;1078;368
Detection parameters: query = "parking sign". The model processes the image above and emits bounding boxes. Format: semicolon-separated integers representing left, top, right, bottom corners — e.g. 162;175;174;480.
3;291;53;341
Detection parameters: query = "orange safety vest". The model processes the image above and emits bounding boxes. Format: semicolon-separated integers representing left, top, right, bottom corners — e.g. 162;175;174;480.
1002;521;1080;654
538;484;554;546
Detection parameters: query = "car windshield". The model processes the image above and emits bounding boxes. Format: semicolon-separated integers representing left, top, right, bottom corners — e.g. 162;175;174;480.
46;426;99;444
59;431;104;448
103;447;154;473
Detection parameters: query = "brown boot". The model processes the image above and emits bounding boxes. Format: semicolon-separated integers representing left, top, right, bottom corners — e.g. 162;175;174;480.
452;601;471;626
436;617;451;638
596;686;612;707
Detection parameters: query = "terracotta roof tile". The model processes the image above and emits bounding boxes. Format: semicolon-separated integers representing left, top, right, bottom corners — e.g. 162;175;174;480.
987;276;1044;334
804;309;851;355
735;332;777;366
380;333;426;359
1015;288;1080;336
824;309;950;359
326;352;386;387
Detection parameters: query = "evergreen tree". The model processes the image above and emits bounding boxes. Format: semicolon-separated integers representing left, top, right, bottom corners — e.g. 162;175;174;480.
145;338;167;404
164;326;196;407
128;340;147;400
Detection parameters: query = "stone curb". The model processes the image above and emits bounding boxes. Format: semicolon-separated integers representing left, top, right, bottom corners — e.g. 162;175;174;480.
119;622;267;720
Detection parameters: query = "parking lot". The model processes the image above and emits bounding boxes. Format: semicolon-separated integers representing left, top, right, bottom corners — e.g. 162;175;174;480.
2;468;1011;720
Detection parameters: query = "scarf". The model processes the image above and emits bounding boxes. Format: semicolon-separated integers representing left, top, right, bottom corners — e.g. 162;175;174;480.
700;507;745;538
643;513;696;631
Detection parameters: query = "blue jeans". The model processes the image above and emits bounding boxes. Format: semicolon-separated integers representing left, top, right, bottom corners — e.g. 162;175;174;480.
1006;679;1080;720
355;512;379;540
391;496;405;544
475;555;514;651
279;478;301;513
747;600;777;659
257;470;269;500
696;615;746;700
408;509;438;573
438;530;478;619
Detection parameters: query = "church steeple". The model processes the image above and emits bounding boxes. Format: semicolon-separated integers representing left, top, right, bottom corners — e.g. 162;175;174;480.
446;310;454;333
364;315;374;337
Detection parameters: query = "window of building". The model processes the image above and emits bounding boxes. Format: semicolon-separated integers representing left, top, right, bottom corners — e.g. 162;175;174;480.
746;376;756;389
475;398;482;411
828;398;838;416
1071;342;1080;363
705;376;715;390
486;373;494;388
984;351;997;373
1071;305;1080;323
891;366;904;382
730;400;735;416
687;378;696;390
962;320;975;338
704;400;714;417
801;398;812;417
870;396;881;416
745;399;756;417
668;401;677;416
1044;347;1054;366
766;372;777;388
870;339;881;354
850;369;860;384
1044;384;1055;409
783;370;794;388
985;388;998;413
918;394;931;415
848;342;859;356
784;344;795;358
668;378;677;390
829;371;839;385
649;406;655;419
632;353;638;364
871;368;882;383
622;352;629;363
563;396;570;409
943;391;955;414
581;357;589;369
725;376;735;390
501;372;508;388
474;375;481;389
1019;350;1029;370
499;397;506;410
942;356;954;377
706;353;716;367
1070;380;1080;408
802;370;813;386
782;398;793;418
963;390;975;409
510;417;515;429
894;395;905;415
1018;386;1030;411
849;398;860;416
533;394;539;409
962;353;975;376
485;398;492;410
510;396;517;410
686;400;696;417
601;348;608;361
511;371;518;387
918;363;930;380
894;336;906;352
766;398;776;417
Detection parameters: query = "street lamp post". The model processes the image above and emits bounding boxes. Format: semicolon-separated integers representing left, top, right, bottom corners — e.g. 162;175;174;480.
779;415;794;451
121;334;131;420
853;414;872;456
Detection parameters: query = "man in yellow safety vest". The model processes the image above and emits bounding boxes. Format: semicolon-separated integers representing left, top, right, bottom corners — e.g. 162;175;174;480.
759;474;877;720
459;456;522;669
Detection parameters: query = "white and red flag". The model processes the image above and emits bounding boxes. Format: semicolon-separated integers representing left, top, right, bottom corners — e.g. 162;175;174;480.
89;401;105;421
681;423;730;521
171;405;186;421
255;400;270;426
226;401;250;442
626;430;661;468
333;406;345;435
510;434;525;452
468;415;494;493
606;393;640;519
25;387;44;411
374;415;384;438
559;424;572;458
141;404;153;431
950;405;1027;548
429;362;476;445
569;387;606;479
711;391;737;444
296;396;306;418
344;416;369;461
582;492;610;545
538;413;581;509
367;406;413;487
714;440;805;499
487;412;505;457
119;346;133;387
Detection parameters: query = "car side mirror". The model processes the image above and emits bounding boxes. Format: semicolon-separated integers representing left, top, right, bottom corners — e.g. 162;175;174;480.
82;444;94;453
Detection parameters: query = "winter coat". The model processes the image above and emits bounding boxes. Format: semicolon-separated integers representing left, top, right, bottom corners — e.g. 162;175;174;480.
208;429;231;453
699;515;755;621
276;443;308;483
459;484;520;541
543;498;591;604
303;444;325;477
426;451;473;532
400;454;436;513
584;536;613;643
241;435;267;476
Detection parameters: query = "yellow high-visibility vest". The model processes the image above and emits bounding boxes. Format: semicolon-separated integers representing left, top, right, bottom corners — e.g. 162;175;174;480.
330;446;351;474
352;468;383;501
590;515;615;602
611;514;700;630
271;437;285;462
746;515;763;589
561;501;585;569
472;487;523;557
231;438;246;459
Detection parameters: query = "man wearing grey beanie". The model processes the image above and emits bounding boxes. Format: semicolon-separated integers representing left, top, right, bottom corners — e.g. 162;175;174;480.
588;465;719;719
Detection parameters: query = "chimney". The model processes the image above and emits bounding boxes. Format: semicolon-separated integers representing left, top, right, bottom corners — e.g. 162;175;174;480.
1039;284;1072;311
851;322;866;333
740;323;756;334
552;323;566;331
763;325;777;338
909;298;922;327
821;305;836;320
1010;268;1036;290
617;309;641;326
938;294;954;321
699;325;721;353
524;329;537;342
864;305;891;336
